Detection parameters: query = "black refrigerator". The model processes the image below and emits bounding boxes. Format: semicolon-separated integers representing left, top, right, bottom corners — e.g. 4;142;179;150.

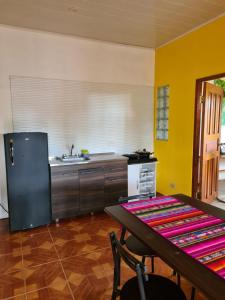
4;132;51;231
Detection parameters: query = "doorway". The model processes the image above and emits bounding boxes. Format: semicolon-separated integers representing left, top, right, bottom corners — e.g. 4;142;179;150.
192;73;225;203
217;94;225;202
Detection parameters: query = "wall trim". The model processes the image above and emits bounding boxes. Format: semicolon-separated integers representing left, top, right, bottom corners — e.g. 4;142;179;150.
0;23;154;51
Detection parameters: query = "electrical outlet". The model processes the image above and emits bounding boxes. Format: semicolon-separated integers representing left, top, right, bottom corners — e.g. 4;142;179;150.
170;183;176;189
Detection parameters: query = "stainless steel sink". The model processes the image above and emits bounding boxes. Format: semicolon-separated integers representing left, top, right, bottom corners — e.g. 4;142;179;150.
58;156;90;163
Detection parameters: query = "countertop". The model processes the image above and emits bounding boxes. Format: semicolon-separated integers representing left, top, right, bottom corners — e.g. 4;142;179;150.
49;152;128;167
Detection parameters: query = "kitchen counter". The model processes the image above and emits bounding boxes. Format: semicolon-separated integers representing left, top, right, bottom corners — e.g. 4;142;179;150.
49;152;128;167
50;152;128;220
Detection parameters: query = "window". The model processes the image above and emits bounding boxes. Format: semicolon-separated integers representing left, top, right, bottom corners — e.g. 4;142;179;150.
156;85;169;140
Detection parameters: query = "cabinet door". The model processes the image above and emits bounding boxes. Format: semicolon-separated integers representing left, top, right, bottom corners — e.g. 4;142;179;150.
51;168;79;220
79;167;105;211
105;177;127;206
128;164;140;196
104;161;128;206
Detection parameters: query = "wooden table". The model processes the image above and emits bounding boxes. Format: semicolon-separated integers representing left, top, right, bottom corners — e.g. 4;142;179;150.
105;194;225;300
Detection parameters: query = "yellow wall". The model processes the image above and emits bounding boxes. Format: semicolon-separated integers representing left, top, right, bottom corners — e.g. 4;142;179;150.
155;15;225;196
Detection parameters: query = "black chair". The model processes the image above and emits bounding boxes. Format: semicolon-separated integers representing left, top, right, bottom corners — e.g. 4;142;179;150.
120;226;156;273
109;232;187;300
119;195;157;273
191;288;196;300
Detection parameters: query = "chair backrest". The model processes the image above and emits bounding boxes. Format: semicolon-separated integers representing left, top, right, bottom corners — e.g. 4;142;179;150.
110;232;147;300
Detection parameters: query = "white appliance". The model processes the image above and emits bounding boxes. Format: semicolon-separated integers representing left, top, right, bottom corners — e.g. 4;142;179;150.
128;162;157;197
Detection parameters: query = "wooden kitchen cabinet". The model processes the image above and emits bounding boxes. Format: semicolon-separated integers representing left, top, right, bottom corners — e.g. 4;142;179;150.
104;161;128;206
50;159;128;220
51;166;79;219
79;167;105;212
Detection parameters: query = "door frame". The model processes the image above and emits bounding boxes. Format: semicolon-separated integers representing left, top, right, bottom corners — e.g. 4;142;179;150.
192;72;225;199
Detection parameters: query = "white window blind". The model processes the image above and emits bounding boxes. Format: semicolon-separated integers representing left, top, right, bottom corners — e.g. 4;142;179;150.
10;76;154;157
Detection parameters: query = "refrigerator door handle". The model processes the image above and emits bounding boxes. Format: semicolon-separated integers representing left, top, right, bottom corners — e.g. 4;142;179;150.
9;139;14;166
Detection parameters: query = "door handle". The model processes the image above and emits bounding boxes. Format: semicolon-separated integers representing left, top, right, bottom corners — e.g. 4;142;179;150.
9;139;14;166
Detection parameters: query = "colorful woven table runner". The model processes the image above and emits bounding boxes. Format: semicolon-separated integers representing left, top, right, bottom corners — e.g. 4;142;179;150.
122;196;225;279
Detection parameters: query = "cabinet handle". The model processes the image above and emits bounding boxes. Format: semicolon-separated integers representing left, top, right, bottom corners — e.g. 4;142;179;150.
137;180;139;190
108;167;124;172
62;172;77;176
108;177;121;182
80;168;102;175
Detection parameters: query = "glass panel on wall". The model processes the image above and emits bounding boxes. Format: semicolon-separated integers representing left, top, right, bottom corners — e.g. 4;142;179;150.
156;85;169;141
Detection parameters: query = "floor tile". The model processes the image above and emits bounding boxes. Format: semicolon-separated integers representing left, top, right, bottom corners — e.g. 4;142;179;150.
62;248;113;276
26;285;73;300
22;225;49;237
64;262;113;300
89;212;114;223
0;212;209;300
0;219;21;240
68;273;112;300
0;231;22;242
22;247;58;268
63;251;131;300
62;248;115;300
120;262;136;285
48;219;76;231
0;270;25;299
153;257;173;277
0;238;21;256
5;294;26;300
55;234;109;259
63;219;119;236
24;261;66;293
55;239;90;259
48;220;85;234
86;221;120;236
90;233;111;248
0;253;23;275
49;212;113;233
49;228;79;243
22;232;53;250
67;212;110;225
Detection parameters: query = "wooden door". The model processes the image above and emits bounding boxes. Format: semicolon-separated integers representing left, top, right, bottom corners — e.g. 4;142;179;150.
200;82;223;203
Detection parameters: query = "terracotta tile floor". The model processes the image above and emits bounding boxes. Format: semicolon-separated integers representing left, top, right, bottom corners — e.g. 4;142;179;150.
0;213;208;300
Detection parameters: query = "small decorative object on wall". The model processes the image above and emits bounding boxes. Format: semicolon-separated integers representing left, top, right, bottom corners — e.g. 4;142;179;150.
156;85;169;140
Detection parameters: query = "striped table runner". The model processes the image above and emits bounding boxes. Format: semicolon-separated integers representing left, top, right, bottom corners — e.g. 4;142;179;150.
122;196;225;279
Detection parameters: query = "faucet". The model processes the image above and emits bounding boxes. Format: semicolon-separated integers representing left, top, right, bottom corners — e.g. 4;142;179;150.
70;144;74;156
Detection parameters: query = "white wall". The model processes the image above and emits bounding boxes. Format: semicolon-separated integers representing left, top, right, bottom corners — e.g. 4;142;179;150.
0;25;155;218
11;76;154;156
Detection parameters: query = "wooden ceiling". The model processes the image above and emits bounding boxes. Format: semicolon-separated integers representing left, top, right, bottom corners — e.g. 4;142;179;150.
0;0;225;48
